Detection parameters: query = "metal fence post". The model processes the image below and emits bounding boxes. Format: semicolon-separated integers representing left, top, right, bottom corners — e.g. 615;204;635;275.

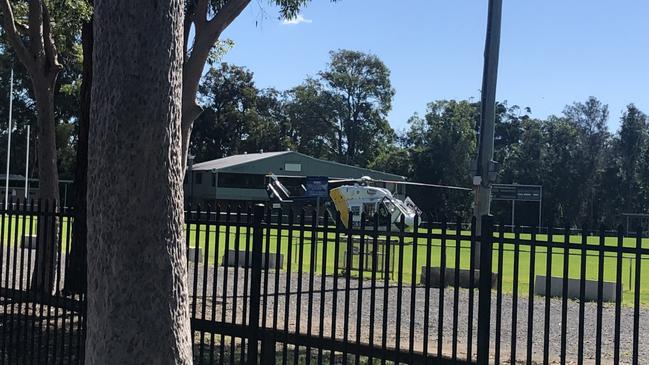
247;204;265;365
477;215;494;365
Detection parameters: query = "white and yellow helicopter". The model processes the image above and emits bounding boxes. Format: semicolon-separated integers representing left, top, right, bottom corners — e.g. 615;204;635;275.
267;174;471;231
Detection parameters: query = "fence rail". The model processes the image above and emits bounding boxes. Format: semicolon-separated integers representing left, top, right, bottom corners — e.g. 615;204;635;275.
0;201;647;364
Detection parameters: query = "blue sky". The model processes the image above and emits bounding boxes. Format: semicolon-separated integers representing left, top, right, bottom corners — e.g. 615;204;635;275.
220;0;649;132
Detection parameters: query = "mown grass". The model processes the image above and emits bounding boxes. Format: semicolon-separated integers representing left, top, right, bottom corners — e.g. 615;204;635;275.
0;215;73;250
186;223;649;306
1;214;647;306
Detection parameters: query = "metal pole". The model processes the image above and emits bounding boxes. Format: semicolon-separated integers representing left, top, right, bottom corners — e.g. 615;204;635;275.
539;187;543;231
4;68;14;210
247;204;265;364
24;125;30;199
626;215;630;235
473;0;503;268
474;0;503;225
477;214;494;365
511;199;515;230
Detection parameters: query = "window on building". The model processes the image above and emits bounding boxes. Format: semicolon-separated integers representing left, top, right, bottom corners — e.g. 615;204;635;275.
284;163;302;172
218;173;265;189
194;172;202;185
212;174;216;187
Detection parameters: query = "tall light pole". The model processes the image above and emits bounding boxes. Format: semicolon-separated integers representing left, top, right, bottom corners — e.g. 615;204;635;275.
474;0;503;229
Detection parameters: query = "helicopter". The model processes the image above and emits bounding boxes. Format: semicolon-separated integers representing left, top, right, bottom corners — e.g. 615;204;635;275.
267;174;471;231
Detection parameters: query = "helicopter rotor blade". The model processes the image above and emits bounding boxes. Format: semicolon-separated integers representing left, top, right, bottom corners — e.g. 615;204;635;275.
266;174;472;192
329;178;361;183
366;178;473;192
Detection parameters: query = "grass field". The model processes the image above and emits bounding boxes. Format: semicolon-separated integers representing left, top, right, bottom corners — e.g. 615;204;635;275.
1;214;647;306
185;223;649;306
0;215;73;248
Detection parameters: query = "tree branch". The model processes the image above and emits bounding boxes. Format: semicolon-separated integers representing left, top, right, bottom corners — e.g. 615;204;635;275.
182;0;250;124
194;0;209;28
205;0;250;39
41;0;62;77
15;21;29;35
28;0;44;59
0;0;35;70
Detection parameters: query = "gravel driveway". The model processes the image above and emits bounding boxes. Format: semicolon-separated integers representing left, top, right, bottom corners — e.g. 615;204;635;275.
189;263;649;365
2;248;647;364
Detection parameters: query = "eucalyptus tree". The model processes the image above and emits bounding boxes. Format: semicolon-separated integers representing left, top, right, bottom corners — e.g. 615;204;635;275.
0;0;90;293
319;49;395;166
86;0;192;362
181;0;321;168
615;104;648;213
405;101;477;216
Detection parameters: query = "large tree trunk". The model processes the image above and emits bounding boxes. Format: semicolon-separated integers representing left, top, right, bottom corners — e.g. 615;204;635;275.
30;74;60;295
86;0;192;363
64;13;92;295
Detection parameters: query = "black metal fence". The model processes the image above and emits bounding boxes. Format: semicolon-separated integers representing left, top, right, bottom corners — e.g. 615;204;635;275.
0;200;84;365
1;201;647;364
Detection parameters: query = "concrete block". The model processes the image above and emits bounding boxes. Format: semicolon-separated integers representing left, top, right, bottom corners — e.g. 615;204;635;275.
222;250;284;270
534;275;619;302
21;235;38;249
420;266;497;289
187;247;203;263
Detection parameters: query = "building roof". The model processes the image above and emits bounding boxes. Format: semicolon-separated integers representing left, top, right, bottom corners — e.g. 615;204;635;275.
192;151;405;180
192;151;291;172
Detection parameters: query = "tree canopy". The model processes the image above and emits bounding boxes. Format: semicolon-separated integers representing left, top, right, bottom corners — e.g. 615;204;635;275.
188;54;649;226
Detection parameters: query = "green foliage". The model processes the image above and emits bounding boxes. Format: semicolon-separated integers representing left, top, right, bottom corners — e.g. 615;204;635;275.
317;49;396;166
200;0;311;19
612;105;648;213
187;55;649;227
0;0;89;182
56;121;76;180
367;145;411;177
206;39;235;66
541;116;592;223
196;50;397;168
404;101;477;217
190;63;290;161
283;78;338;159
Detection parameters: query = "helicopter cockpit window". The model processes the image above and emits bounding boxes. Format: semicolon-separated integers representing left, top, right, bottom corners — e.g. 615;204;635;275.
377;198;395;226
378;198;396;217
363;203;376;217
393;199;415;215
383;199;396;213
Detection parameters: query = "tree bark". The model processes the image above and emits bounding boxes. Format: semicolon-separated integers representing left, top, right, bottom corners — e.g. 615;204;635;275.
30;74;60;294
64;12;92;295
86;0;192;363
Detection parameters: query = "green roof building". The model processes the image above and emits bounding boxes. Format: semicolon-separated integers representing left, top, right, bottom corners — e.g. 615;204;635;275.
185;151;405;204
